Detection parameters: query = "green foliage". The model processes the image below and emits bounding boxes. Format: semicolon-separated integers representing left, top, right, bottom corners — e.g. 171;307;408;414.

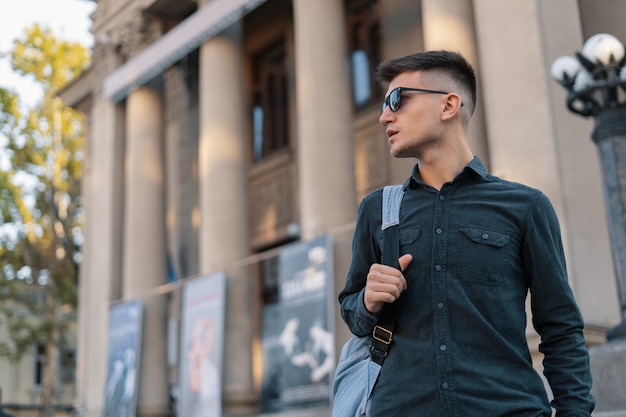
11;24;90;95
0;22;89;406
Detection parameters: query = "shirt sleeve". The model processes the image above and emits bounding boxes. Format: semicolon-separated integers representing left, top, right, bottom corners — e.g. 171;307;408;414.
523;192;595;416
338;192;382;337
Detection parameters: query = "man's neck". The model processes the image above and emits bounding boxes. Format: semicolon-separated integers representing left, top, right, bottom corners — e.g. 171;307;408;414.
416;141;474;190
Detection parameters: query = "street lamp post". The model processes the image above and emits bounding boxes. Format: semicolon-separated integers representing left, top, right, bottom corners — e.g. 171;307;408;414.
552;33;626;341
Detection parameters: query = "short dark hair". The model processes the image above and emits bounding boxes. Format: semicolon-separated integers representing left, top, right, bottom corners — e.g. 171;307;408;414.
375;50;477;115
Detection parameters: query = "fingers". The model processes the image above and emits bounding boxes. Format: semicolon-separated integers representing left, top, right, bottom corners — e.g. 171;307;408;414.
368;267;405;298
399;253;413;272
364;260;411;313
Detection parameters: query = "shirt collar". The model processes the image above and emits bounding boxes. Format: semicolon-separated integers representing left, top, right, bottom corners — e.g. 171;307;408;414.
406;156;488;189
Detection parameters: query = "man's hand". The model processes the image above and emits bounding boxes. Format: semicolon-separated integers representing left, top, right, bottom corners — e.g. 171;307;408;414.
364;254;413;313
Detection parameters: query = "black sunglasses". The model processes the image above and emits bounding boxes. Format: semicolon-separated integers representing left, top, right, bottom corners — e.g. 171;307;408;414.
381;87;456;113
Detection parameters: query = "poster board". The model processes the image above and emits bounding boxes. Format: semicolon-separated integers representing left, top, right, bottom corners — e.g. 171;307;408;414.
260;235;334;412
178;272;227;417
103;300;143;417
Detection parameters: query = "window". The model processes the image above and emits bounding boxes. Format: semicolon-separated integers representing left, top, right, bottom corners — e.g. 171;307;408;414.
61;348;76;382
346;0;382;111
251;39;289;162
352;50;372;106
34;343;45;387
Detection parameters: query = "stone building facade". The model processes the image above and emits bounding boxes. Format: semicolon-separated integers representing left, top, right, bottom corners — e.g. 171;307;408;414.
52;0;626;416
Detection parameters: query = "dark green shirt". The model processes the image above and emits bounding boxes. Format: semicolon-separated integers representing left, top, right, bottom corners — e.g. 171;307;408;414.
338;157;594;417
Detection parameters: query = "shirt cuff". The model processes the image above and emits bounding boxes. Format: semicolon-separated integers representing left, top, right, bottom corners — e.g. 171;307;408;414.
356;288;380;331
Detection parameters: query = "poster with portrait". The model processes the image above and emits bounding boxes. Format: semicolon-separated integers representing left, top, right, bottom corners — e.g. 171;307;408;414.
178;271;226;417
103;299;143;417
260;235;334;412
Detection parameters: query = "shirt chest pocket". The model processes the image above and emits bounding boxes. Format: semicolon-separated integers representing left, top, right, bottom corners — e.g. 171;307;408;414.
458;227;509;286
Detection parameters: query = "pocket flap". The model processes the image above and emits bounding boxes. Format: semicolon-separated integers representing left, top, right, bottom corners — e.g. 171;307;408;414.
460;228;509;247
399;229;420;245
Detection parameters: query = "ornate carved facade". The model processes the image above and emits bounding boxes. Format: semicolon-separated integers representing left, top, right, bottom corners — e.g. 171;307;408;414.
48;0;626;416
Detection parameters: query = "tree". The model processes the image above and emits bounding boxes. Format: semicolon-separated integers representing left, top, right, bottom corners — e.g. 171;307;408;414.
0;23;89;416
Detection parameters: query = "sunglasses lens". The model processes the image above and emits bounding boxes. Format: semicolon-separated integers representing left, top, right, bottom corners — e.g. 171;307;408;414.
389;89;401;112
382;88;402;113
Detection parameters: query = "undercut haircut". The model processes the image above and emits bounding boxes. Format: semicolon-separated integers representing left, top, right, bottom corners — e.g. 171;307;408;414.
375;50;477;115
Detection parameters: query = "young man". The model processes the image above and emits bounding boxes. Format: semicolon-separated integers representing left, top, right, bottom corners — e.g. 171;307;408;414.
338;50;595;416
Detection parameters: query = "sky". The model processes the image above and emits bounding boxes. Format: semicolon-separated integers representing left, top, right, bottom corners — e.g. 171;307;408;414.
0;0;96;107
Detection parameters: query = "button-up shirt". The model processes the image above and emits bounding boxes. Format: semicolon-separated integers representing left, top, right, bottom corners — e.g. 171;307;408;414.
338;157;594;417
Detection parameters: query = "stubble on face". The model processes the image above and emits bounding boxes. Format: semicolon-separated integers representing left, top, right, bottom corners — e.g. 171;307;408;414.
385;72;446;157
389;110;442;160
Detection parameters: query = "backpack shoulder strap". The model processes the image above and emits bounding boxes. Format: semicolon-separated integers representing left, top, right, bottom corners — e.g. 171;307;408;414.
382;185;404;230
381;185;404;269
371;185;404;366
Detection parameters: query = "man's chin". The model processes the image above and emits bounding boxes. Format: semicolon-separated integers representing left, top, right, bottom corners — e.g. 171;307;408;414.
390;148;410;159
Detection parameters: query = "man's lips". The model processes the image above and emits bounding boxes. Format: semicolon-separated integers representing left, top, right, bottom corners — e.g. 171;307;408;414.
386;129;399;140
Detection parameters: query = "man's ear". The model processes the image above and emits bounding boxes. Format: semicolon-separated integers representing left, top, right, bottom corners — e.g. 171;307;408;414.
441;93;463;121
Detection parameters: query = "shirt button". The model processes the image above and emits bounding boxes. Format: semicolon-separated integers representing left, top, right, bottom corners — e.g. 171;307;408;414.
436;228;442;235
439;195;445;201
437;303;444;310
440;344;447;351
482;233;489;239
435;265;442;272
442;382;449;390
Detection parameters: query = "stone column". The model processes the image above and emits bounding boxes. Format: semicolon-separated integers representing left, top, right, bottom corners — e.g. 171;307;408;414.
293;1;357;400
472;0;616;322
163;65;195;280
293;0;357;239
197;22;255;413
421;0;490;167
123;85;169;416
76;93;125;416
378;0;425;183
